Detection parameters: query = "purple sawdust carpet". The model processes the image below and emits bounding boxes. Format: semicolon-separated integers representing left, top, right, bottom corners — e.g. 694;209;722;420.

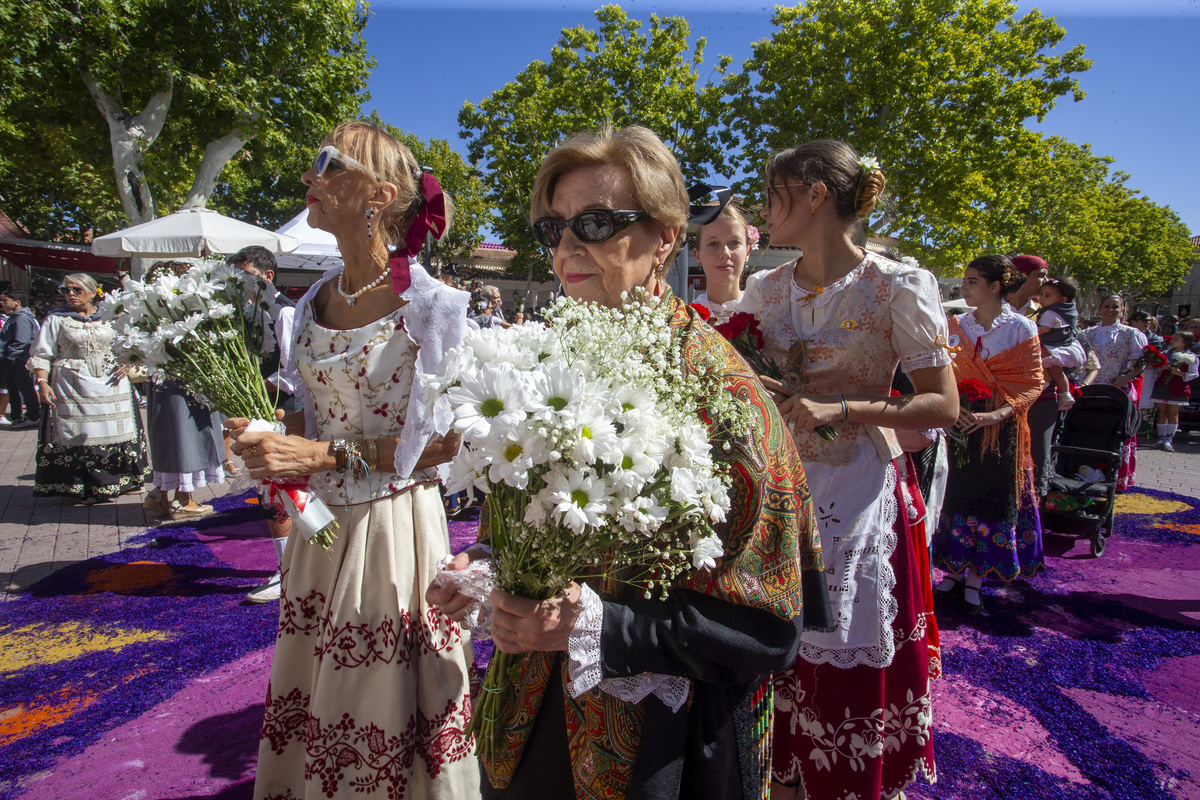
912;487;1200;800
1;490;1197;799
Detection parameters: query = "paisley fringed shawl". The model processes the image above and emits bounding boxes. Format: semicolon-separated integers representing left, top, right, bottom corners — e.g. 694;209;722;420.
479;295;829;799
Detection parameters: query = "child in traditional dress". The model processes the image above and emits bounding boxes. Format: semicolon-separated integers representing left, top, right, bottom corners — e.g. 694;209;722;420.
1152;331;1198;452
1036;276;1082;411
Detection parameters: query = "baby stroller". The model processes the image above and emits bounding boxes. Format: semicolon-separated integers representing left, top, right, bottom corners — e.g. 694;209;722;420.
1040;384;1139;557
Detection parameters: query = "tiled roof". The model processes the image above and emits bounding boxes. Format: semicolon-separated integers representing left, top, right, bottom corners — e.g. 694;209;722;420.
0;210;25;239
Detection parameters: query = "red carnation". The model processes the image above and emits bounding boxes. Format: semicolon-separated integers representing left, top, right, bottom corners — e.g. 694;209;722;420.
689;303;711;321
956;379;992;403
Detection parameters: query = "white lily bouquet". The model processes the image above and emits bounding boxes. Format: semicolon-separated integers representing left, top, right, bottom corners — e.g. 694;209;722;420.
99;261;338;545
427;291;757;758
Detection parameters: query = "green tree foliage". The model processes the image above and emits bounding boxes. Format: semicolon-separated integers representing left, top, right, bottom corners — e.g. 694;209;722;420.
942;132;1193;296
0;0;372;241
364;112;490;262
727;0;1090;269
459;5;732;281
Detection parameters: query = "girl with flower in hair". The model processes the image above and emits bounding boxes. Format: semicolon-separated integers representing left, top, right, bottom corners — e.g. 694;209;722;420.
932;255;1046;616
738;140;958;800
226;121;479;799
691;203;753;324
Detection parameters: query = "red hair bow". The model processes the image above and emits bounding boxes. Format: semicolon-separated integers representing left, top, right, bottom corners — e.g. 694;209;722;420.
391;171;447;294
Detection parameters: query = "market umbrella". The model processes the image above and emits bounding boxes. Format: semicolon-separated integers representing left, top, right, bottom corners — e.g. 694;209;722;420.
273;208;342;271
91;207;300;258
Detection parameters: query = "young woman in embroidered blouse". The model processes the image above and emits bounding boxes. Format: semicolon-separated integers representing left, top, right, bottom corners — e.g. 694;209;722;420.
691;203;751;324
226;121;480;800
931;255;1046;616
738;140;958;800
1083;294;1148;491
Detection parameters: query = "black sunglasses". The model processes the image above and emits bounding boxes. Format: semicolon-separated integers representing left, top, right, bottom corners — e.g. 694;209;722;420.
532;209;649;249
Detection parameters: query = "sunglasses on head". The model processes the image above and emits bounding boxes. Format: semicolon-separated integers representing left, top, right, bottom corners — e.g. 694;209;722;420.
531;209;650;249
58;285;87;295
312;145;378;181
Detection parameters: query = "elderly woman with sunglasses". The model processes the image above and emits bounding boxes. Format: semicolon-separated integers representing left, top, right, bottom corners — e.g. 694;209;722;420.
428;126;831;800
224;121;479;800
28;273;149;502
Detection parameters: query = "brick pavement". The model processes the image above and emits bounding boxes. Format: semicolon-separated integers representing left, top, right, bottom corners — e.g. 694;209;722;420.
0;424;229;601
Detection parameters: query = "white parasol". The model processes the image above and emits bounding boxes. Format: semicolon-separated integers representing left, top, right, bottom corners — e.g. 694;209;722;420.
91;207;300;258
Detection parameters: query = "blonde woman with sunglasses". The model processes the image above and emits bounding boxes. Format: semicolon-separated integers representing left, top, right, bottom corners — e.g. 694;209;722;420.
27;273;149;503
224;121;479;800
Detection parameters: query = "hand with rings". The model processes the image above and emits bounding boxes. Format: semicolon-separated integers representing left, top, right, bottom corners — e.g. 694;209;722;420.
224;417;336;479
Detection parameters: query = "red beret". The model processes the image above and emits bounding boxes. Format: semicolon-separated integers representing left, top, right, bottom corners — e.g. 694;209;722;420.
1011;254;1048;275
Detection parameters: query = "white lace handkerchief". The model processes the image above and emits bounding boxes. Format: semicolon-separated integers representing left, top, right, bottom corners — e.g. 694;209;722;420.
431;553;494;637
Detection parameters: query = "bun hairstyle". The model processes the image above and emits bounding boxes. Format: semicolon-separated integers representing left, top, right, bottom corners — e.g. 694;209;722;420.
764;139;886;221
323;120;454;248
146;260;192;280
967;254;1025;295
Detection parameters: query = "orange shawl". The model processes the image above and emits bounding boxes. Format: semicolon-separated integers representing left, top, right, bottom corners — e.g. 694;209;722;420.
948;316;1044;489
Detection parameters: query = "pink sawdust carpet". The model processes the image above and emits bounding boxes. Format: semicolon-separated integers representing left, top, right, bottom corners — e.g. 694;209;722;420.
1;487;1197;800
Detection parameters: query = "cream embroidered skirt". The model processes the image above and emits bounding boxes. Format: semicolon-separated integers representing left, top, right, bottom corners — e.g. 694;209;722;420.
254;481;480;800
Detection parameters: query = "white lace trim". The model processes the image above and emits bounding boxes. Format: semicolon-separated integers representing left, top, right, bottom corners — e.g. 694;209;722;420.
799;461;899;669
901;348;951;372
566;583;604;698
430;552;494;637
788;258;866;309
565;584;691;712
597;673;691;712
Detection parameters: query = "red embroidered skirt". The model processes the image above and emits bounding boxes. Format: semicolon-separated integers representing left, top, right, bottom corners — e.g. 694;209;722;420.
772;460;938;799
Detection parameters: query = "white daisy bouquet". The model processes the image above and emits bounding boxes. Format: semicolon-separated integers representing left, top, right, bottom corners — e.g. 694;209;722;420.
427;291;758;758
98;261;278;420
100;261;339;546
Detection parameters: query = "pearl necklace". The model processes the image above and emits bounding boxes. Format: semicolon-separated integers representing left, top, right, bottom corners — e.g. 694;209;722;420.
336;263;389;307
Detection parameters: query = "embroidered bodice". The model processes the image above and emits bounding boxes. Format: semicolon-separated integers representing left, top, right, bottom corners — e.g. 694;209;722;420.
1084;323;1147;385
295;307;434;505
28;316;116;377
741;252;950;466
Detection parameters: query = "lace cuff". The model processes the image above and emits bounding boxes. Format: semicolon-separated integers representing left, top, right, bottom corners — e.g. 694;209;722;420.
565;584;691;713
431;551;494;637
901;348;952;372
566;583;604;697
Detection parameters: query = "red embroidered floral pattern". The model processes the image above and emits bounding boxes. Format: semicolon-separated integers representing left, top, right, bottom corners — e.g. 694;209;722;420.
260;687;473;798
279;585;465;668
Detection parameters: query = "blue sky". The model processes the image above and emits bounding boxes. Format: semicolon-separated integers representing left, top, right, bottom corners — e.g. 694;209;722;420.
360;1;1200;238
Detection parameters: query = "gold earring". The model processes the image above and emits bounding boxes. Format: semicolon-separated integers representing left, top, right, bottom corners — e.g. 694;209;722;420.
811;203;817;216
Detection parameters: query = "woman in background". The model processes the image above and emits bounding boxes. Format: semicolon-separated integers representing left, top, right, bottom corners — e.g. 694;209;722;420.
932;255;1045;616
691;203;751;324
140;260;225;519
29;273;148;502
1083;294;1147;491
740;140;957;800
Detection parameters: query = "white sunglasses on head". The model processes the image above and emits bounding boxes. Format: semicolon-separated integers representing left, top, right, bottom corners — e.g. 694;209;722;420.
313;145;378;181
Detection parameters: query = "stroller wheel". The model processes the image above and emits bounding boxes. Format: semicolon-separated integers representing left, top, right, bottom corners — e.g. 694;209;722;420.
1090;534;1107;558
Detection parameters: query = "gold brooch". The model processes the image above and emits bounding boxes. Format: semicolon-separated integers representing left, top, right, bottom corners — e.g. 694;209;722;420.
840;319;859;331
